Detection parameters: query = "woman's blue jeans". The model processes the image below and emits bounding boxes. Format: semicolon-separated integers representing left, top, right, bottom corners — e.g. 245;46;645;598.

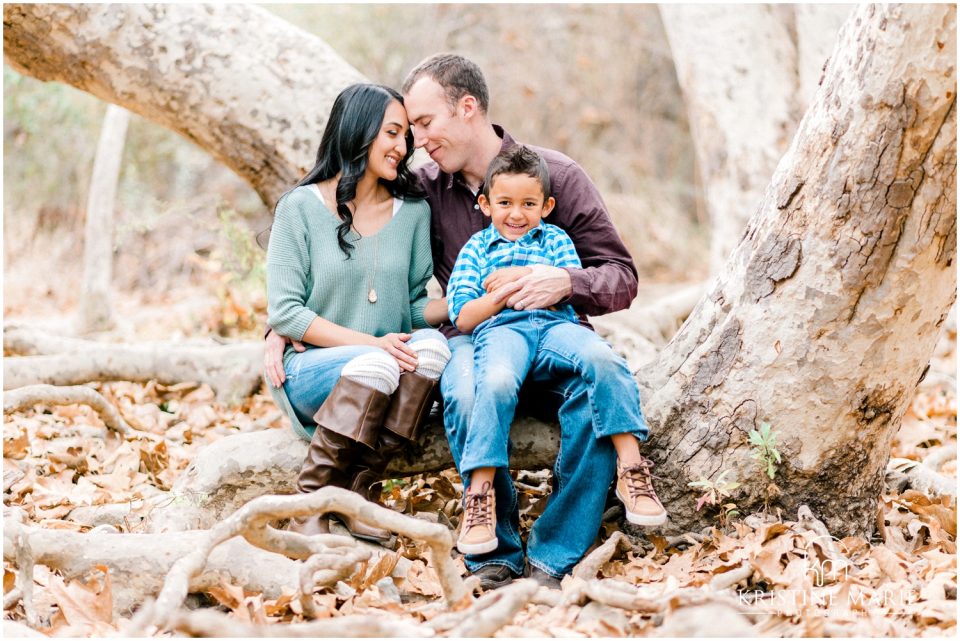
284;328;446;440
441;309;648;578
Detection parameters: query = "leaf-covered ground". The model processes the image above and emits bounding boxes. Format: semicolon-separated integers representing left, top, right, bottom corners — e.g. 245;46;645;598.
3;305;956;637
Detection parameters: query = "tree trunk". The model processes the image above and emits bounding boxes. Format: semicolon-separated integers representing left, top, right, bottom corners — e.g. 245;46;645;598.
77;104;129;334
2;3;365;206
4;3;955;537
642;3;956;536
659;4;801;274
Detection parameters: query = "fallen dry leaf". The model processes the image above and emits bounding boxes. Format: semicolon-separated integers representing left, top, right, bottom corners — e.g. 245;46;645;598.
3;424;30;459
47;565;113;627
400;559;443;597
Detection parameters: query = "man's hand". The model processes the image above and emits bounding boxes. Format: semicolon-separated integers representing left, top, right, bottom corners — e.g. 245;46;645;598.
490;264;573;310
483;266;532;293
265;331;305;388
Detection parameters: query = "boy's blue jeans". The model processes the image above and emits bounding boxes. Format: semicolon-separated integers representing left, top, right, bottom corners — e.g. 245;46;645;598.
441;309;648;578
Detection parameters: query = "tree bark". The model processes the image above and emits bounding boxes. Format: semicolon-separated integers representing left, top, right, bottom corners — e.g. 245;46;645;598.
77;104;129;334
641;3;956;536
2;3;365;206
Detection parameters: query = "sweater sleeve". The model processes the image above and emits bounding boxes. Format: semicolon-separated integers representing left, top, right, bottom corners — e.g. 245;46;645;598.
408;203;434;329
266;194;318;341
550;162;638;315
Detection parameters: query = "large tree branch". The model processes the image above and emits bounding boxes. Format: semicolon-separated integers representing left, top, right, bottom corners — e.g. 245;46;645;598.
2;3;365;205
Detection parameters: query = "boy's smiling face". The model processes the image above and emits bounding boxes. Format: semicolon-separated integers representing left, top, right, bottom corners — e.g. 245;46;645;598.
478;173;556;241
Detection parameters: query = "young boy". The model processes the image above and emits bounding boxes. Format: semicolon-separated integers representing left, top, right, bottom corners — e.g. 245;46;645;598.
447;145;667;555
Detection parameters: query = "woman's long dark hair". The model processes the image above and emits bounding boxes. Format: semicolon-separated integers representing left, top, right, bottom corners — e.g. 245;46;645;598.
291;83;424;258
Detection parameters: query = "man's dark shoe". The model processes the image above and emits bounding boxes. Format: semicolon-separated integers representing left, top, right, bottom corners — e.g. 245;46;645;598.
472;564;518;591
524;563;562;590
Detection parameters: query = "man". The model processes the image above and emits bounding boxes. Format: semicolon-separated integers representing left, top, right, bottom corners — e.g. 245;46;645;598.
401;54;664;588
266;54;665;589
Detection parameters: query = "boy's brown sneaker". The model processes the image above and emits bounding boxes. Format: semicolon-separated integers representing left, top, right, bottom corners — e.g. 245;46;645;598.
457;482;498;554
616;457;668;526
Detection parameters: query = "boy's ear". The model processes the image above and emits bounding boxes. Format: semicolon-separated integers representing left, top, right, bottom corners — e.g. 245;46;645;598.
477;194;492;217
541;196;556;218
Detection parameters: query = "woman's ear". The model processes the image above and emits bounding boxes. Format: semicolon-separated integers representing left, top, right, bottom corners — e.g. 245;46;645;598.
477;194;492;217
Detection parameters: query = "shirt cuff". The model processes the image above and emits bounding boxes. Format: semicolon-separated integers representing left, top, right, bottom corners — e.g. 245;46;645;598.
564;267;588;306
411;298;429;329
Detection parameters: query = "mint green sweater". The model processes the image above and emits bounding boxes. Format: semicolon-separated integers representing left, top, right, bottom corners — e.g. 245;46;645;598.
266;185;433;436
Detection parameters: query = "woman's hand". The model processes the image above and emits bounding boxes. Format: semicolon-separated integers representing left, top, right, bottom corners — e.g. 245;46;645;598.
483;266;532;293
373;332;418;372
264;330;306;388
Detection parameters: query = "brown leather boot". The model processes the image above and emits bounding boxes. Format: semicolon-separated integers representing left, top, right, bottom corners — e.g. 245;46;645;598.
339;468;392;542
343;374;438;541
289;377;390;536
382;372;439;440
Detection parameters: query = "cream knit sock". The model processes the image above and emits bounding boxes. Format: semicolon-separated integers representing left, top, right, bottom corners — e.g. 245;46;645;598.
340;352;400;395
409;338;452;381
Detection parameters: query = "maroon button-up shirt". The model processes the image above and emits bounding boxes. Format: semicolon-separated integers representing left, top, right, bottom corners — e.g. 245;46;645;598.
418;125;639;339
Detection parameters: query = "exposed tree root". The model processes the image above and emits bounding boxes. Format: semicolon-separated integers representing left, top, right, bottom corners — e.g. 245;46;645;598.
3;383;132;436
562;576;663;612
4;516;305;617
4;325;104;356
3;587;23;610
709;561;754;591
139;488;467;633
15;530;37;628
573;531;634;580
887;454;957;498
164;608;436;637
923;444;958;470
445;579;541;637
3;330;263;405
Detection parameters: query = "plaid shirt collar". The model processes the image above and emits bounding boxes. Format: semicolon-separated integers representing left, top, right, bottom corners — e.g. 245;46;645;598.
480;221;546;252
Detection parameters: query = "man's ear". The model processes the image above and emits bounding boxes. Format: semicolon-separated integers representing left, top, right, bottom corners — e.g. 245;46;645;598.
477;194;492;217
541;196;556;218
459;94;479;121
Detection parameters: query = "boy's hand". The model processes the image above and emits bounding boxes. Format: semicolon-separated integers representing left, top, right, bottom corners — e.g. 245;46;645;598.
483;266;533;293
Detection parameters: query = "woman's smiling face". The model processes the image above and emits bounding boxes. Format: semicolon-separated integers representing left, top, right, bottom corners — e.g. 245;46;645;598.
367;99;409;181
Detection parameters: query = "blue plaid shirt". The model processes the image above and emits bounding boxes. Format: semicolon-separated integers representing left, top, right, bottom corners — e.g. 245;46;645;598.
447;222;582;329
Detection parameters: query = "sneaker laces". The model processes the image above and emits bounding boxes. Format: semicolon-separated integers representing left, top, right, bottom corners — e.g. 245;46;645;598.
462;481;493;531
621;456;664;502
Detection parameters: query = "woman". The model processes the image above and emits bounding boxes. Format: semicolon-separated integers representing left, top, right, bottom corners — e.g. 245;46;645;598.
266;83;449;540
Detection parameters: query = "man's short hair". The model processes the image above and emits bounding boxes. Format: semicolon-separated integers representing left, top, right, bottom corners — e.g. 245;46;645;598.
483;145;551;199
402;53;490;113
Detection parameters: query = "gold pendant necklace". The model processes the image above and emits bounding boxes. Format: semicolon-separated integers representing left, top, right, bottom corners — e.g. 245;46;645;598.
363;230;379;304
340;185;385;305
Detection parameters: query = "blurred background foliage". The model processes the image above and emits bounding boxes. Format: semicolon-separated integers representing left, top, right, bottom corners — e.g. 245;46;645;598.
3;3;709;337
